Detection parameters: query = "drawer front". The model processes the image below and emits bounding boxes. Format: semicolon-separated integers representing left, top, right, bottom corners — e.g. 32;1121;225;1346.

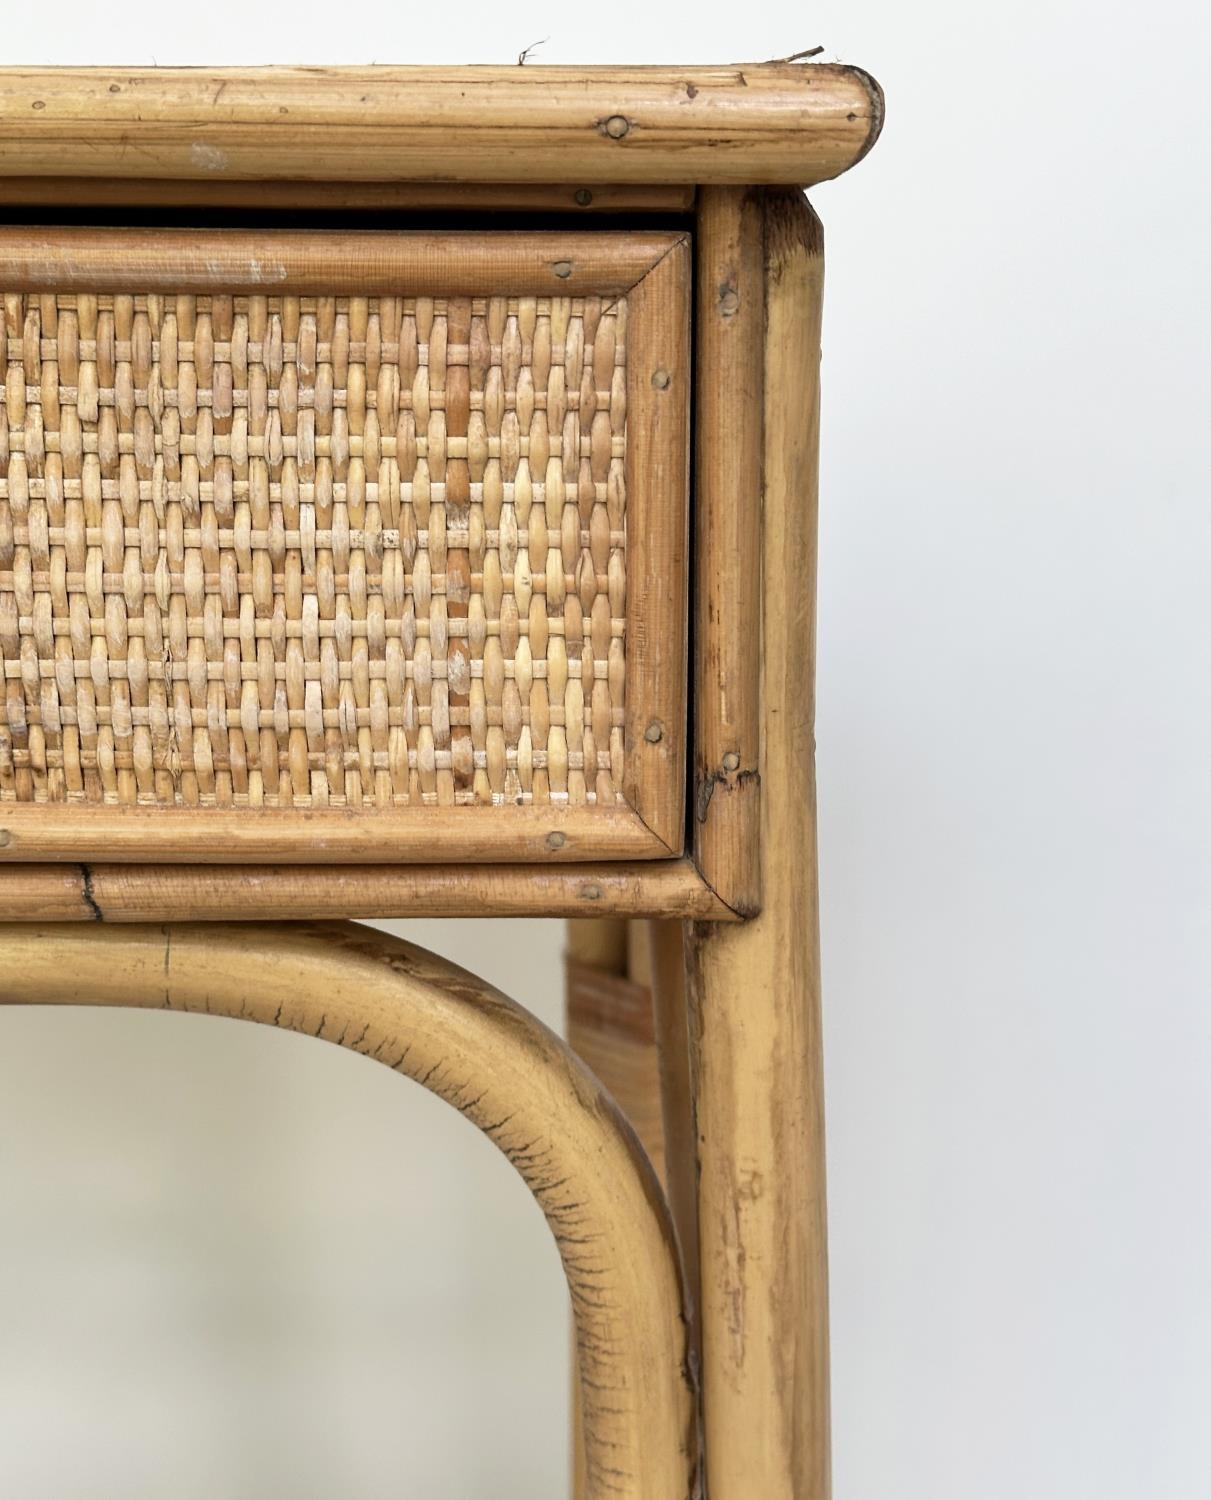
0;229;688;861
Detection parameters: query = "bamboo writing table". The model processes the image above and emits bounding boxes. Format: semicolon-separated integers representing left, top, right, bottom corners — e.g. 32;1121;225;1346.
0;63;883;1500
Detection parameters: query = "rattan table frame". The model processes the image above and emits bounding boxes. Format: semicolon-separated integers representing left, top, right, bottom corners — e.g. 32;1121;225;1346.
0;62;883;1500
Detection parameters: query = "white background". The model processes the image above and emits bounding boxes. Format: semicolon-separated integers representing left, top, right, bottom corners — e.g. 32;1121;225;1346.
0;4;1206;1497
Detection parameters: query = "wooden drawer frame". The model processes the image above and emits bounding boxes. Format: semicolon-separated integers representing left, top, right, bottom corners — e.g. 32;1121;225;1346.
0;228;689;864
0;62;884;921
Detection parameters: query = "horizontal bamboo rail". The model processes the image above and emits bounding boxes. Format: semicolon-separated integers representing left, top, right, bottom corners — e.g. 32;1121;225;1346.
0;859;737;921
0;226;678;294
0;65;883;187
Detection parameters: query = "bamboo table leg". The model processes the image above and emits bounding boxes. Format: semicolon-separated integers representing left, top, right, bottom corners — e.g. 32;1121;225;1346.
565;918;703;1500
565;919;700;1500
686;190;831;1500
567;189;830;1500
645;920;701;1327
565;918;655;1500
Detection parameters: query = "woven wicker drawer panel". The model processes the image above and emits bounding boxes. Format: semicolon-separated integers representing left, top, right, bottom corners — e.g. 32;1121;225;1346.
0;230;688;861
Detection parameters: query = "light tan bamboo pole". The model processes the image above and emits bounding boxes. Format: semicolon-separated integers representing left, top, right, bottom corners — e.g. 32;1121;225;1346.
568;936;669;1179
686;189;831;1500
693;187;765;914
645;921;701;1325
567;918;630;975
566;917;665;1500
565;919;705;1499
0;66;883;187
0;860;735;923
0;226;677;296
0;922;695;1500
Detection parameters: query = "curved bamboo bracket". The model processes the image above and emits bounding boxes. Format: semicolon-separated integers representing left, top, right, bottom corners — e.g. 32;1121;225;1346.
0;921;696;1500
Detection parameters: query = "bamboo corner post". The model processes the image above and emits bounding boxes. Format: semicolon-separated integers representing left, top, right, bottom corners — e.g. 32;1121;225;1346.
570;189;833;1500
686;189;831;1500
693;186;765;914
0;59;884;1500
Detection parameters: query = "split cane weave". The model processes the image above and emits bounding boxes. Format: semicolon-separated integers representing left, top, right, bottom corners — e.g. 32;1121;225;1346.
0;290;630;811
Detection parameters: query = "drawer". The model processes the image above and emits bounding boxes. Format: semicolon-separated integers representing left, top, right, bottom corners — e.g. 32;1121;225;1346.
0;227;689;862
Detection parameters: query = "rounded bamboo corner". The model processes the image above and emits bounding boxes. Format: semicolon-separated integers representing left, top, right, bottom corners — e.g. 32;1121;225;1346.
0;921;696;1500
0;64;883;188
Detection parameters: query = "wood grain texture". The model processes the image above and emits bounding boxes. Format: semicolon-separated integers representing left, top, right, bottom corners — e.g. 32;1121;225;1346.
0;857;735;921
0;920;696;1499
0;66;883;187
0;227;676;295
566;917;687;1500
565;916;628;1500
693;188;764;913
0;802;668;861
646;920;701;1331
567;959;665;1171
0;178;695;212
566;915;629;970
624;239;691;851
687;190;830;1500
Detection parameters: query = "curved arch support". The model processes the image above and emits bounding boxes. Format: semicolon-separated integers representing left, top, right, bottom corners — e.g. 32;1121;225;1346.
0;921;696;1499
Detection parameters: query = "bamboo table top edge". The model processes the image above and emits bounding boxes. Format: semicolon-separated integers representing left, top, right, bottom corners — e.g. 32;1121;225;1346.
0;63;884;187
